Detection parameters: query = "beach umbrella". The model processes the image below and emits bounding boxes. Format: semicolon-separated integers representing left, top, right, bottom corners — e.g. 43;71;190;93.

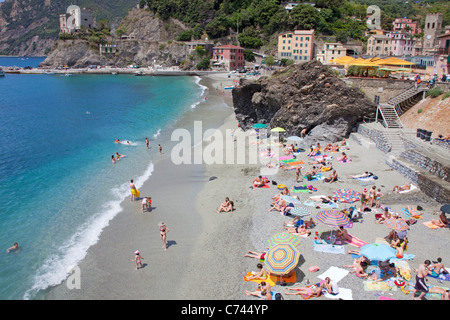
384;218;409;232
267;232;301;248
332;188;361;203
360;243;396;261
289;207;311;217
281;195;302;204
316;210;350;227
252;123;268;128
270;127;285;132
264;243;300;275
440;204;450;214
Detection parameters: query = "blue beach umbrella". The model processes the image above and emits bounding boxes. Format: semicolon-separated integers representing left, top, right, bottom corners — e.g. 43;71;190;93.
360;243;396;261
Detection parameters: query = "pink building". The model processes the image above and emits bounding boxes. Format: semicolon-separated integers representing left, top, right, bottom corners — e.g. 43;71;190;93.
393;18;421;35
212;45;245;71
387;32;415;56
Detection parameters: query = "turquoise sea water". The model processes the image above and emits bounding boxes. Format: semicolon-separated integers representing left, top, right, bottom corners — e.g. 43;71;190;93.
0;57;206;299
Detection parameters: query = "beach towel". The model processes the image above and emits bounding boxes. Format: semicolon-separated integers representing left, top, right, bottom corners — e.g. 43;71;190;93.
363;281;397;292
423;221;442;229
270;271;297;284
304;173;324;181
281;195;302;204
287;160;305;166
428;272;450;282
323;288;353;300
345;234;367;248
254;183;270;188
392;260;411;281
398;184;417;193
379;296;396;300
278;155;294;161
402;208;423;219
318;266;349;283
313;243;345;255
244;272;277;287
389;254;415;262
291;186;310;193
338;159;352;163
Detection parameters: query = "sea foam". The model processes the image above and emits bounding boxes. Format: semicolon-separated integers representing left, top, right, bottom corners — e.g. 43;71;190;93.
23;162;155;300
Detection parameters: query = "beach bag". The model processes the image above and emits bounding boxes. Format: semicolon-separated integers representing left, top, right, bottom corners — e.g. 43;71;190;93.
306;174;313;181
308;265;320;272
274;293;284;300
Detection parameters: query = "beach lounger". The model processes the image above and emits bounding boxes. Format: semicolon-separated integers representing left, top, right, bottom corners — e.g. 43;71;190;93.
313;243;345;255
398;184;418;193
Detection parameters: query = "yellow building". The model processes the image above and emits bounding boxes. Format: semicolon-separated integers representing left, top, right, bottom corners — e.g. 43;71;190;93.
278;29;315;62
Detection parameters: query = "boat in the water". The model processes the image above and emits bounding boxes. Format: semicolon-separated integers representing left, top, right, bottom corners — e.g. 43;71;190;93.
0;68;5;77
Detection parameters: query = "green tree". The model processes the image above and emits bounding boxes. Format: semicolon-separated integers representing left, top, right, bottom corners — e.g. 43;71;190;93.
265;55;275;67
243;49;255;62
197;57;210;70
289;4;319;30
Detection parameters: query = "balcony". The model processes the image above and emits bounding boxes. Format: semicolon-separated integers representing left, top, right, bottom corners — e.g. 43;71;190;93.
437;47;450;55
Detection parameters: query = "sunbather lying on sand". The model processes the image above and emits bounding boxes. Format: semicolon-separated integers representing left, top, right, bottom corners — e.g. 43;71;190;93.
348;172;373;179
245;281;271;298
245;263;269;281
252;176;269;188
284;284;322;297
268;199;287;213
283;224;311;236
405;206;423;219
343;261;369;278
392;183;411;193
245;250;267;260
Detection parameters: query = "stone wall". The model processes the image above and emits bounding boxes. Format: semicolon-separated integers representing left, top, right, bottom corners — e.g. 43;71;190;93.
343;78;413;103
400;148;450;182
387;156;450;203
356;123;391;152
433;138;450;151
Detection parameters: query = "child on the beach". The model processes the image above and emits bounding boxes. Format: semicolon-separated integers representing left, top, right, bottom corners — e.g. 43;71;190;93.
131;250;144;270
375;189;382;208
141;197;149;212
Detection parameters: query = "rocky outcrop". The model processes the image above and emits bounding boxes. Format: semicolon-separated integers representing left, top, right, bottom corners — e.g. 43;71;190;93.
39;9;191;68
232;60;377;145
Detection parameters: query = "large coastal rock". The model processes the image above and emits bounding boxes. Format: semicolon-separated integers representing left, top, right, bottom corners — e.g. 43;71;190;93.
232;60;377;145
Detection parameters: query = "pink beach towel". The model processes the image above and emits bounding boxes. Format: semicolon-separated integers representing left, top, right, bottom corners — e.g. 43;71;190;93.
278;155;294;161
345;235;367;248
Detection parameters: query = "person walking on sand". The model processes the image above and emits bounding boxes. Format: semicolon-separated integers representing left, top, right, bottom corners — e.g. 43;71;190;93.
375;188;382;208
130;179;137;201
412;260;432;300
159;222;170;251
131;250;144;270
295;167;302;183
368;186;376;207
158;144;162;155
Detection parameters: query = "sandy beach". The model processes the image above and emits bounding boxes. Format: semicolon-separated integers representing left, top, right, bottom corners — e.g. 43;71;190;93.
39;72;449;301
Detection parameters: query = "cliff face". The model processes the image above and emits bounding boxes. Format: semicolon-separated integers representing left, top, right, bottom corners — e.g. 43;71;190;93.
0;0;134;56
232;60;377;145
40;9;190;68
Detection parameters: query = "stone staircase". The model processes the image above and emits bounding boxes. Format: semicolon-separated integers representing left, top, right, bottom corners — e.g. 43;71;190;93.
377;85;429;129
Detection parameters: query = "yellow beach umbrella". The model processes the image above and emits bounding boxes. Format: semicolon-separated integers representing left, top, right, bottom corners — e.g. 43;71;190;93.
270;127;286;132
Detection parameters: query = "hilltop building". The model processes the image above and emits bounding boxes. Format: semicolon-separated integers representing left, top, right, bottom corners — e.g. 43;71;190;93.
277;29;315;62
59;5;95;34
393;18;421;35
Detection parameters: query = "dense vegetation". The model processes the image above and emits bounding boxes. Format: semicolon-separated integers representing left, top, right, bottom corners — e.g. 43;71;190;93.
141;0;449;48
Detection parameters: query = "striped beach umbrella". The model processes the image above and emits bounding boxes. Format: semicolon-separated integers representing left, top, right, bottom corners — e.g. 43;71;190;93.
290;207;311;217
267;232;301;248
316;210;350;227
264;243;300;275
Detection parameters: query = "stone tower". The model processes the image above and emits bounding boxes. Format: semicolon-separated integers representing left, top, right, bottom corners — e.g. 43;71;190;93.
423;13;443;55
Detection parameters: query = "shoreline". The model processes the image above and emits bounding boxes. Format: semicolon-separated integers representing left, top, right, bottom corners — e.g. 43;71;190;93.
34;71;449;301
37;72;237;300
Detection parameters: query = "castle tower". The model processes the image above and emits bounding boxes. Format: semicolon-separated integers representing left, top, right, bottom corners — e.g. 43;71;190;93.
423;13;443;55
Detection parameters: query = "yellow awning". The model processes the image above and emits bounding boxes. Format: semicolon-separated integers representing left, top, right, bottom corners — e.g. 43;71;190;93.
374;57;414;66
329;56;355;64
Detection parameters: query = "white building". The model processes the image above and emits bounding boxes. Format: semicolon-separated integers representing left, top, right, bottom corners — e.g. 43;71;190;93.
316;42;347;64
59;5;95;34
